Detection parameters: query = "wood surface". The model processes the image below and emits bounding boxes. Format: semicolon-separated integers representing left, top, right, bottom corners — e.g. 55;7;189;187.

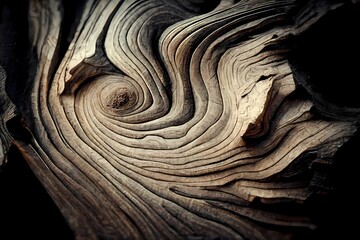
1;0;359;239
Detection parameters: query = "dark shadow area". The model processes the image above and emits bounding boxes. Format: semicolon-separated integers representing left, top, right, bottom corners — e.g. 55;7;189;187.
289;1;360;238
290;2;360;108
0;146;74;240
0;0;30;107
308;129;360;239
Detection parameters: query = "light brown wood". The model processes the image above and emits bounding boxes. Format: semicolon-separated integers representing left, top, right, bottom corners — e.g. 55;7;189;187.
1;0;359;239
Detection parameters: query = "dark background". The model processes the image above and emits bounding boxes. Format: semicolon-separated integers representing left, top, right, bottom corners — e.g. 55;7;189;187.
1;0;359;239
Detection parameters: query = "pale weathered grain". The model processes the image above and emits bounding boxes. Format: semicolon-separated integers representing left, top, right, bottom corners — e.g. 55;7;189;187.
1;0;358;239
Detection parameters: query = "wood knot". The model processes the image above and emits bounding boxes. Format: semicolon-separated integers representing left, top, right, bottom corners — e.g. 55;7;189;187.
105;87;136;111
108;91;131;109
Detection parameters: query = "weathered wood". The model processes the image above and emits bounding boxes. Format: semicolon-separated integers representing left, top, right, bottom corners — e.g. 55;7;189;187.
1;0;359;239
0;66;16;166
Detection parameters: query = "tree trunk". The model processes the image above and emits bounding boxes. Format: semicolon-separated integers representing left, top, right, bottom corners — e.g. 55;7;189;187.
1;0;360;239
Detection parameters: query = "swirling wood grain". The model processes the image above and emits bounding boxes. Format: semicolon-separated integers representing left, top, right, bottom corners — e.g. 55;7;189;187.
11;0;357;239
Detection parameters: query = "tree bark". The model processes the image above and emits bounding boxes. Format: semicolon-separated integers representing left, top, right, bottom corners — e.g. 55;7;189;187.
1;0;360;239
